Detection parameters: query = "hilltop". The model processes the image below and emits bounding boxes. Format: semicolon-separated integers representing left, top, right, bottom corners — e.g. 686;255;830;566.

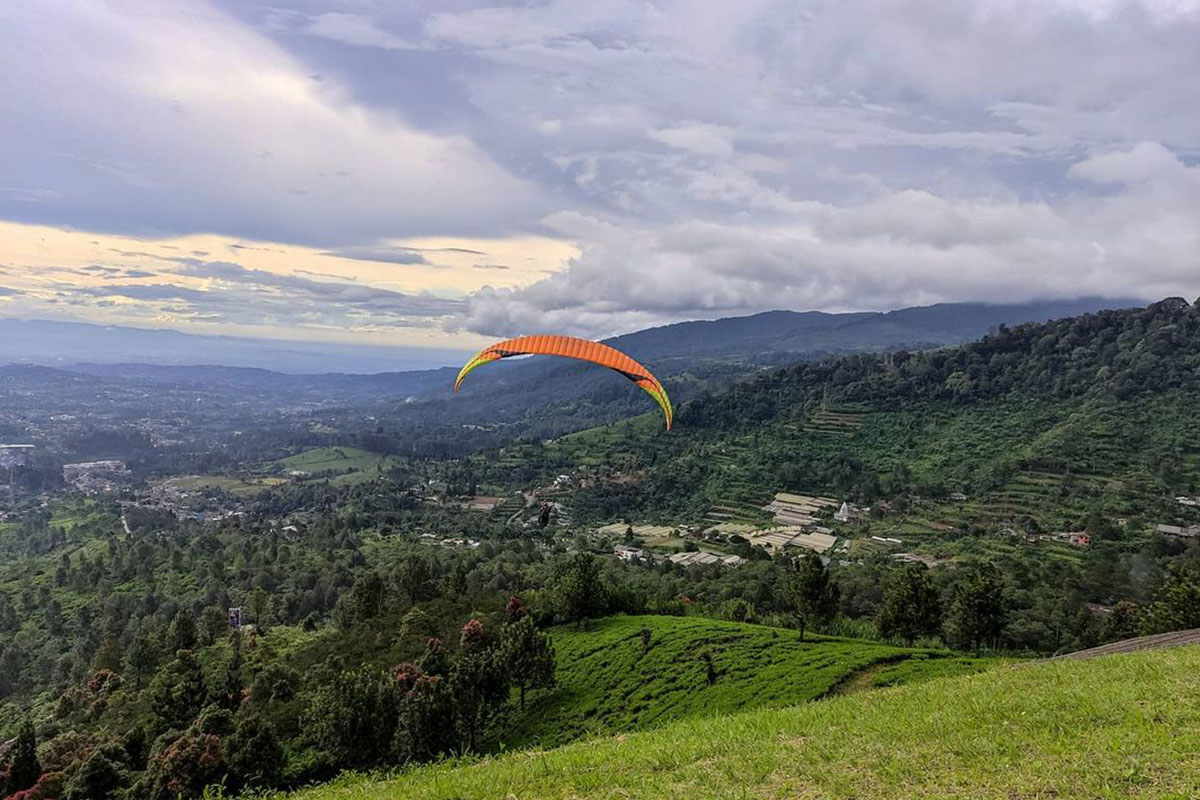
281;645;1200;800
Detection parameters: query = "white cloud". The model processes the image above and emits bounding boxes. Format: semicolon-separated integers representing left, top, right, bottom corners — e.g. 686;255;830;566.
0;0;544;245
3;0;1199;346
458;144;1200;338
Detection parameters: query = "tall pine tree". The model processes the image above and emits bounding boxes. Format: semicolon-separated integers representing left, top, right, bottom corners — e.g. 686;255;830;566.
877;563;942;646
7;717;41;794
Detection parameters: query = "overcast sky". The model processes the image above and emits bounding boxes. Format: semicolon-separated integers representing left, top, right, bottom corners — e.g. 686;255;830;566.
1;0;1197;347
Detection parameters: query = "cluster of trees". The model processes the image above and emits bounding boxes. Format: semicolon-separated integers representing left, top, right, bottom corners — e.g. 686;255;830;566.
1;607;554;800
309;610;554;769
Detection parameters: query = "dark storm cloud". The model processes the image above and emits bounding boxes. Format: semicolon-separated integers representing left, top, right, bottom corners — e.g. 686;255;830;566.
170;259;465;316
81;265;159;279
75;283;213;303
319;246;431;265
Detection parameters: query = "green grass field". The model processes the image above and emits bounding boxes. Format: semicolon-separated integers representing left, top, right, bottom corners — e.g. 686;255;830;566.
503;615;997;749
275;645;1200;800
163;474;283;496
272;447;400;486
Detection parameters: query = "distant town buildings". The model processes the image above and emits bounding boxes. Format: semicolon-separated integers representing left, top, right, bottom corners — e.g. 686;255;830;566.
762;492;837;527
63;460;130;494
0;444;35;468
746;527;837;555
667;551;743;568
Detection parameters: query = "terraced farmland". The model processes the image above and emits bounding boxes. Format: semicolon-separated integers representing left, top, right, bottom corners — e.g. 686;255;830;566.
802;409;864;437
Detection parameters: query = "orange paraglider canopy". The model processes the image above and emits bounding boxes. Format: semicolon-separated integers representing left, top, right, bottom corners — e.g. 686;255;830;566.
454;334;673;430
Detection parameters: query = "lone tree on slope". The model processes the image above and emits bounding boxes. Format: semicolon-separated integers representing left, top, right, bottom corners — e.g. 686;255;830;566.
788;552;839;641
945;562;1008;656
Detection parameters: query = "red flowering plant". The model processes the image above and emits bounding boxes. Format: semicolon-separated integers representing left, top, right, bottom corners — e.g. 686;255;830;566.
459;618;486;651
504;595;528;622
392;662;430;695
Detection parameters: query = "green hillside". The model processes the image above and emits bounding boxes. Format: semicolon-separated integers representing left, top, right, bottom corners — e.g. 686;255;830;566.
280;645;1200;800
546;299;1200;532
506;615;994;748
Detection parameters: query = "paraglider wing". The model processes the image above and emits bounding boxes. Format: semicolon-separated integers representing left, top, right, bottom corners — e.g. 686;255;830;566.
453;334;673;429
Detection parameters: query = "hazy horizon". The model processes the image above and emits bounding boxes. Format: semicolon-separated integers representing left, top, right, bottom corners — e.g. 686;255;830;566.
0;295;1145;374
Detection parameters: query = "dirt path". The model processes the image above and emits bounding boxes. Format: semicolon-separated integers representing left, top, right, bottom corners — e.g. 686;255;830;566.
825;662;890;696
1047;627;1200;661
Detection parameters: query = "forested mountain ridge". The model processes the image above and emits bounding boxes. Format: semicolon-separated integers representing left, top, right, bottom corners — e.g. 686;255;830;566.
607;296;1137;362
679;296;1200;430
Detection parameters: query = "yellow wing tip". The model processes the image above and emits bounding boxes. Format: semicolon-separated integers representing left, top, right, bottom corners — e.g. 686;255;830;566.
454;351;500;393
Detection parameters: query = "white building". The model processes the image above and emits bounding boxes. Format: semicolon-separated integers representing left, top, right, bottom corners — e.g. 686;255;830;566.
667;551;743;568
614;544;649;562
834;502;865;523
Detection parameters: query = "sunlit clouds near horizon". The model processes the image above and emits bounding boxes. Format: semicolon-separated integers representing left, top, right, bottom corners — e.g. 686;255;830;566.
1;0;1198;345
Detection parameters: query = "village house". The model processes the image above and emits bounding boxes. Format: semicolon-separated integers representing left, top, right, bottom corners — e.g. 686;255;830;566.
1156;523;1200;539
1050;531;1091;547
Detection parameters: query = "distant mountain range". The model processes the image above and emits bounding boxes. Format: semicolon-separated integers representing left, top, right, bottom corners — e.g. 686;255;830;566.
3;297;1139;378
3;297;1137;436
435;297;1146;434
604;298;1143;363
0;297;1149;457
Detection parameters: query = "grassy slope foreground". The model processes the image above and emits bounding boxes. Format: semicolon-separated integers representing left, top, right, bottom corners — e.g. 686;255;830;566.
282;646;1200;800
505;615;993;748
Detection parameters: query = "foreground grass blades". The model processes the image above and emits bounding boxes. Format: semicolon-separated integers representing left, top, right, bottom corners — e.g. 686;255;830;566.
281;646;1200;799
